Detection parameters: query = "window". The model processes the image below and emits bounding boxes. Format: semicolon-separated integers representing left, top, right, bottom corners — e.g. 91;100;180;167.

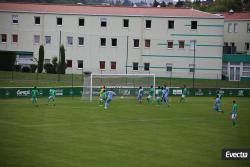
66;60;72;68
34;16;40;25
78;60;83;69
133;62;138;71
224;42;228;46
191;21;197;30
45;36;51;44
78;37;84;46
168;20;174;29
111;61;116;70
100;61;105;70
144;63;150;71
100;38;106;46
133;39;139;48
1;34;7;43
12;15;18;24
79;18;84;26
234;23;238;32
231;42;235;47
167;40;173;49
179;40;185;48
57;17;62;25
101;18;107;27
44;59;50;64
245;42;250;51
67;36;73;46
222;62;228;76
190;40;196;50
189;64;195;73
242;63;250;76
228;23;233;33
34;35;40;44
146;20;151;28
247;23;250;32
12;34;18;43
145;39;150;48
111;38;117;47
123;19;129;28
166;63;173;72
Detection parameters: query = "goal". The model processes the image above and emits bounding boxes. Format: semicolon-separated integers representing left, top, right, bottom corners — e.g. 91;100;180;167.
82;73;156;101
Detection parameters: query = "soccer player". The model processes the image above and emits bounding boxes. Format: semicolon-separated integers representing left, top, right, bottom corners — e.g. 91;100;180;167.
213;95;223;113
104;88;116;110
231;100;238;127
48;88;56;106
180;85;187;103
162;85;170;106
31;86;39;106
147;85;154;103
156;86;163;105
216;90;223;99
99;85;106;105
101;89;107;105
137;86;144;103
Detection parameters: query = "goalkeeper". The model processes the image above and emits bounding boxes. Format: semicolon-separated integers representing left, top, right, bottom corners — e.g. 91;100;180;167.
99;85;106;105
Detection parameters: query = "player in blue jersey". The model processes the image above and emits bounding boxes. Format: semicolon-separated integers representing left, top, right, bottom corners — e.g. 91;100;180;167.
104;88;116;110
162;85;170;106
213;95;223;113
137;86;144;103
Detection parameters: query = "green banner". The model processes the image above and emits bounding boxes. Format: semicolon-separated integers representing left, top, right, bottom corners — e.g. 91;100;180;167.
0;87;250;98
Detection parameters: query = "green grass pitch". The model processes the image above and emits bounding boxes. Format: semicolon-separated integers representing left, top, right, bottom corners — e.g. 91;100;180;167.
0;97;250;167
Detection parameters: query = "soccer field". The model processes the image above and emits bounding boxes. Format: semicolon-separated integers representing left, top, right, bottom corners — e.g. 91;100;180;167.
0;97;249;167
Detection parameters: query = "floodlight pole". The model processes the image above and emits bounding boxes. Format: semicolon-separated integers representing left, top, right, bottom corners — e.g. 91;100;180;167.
192;40;196;88
125;35;129;74
58;30;61;81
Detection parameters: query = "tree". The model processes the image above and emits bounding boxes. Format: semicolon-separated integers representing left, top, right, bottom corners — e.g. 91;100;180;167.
160;1;166;7
58;45;66;74
152;0;160;7
38;45;44;73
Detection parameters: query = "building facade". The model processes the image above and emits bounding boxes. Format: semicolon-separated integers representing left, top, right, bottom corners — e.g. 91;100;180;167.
0;3;224;79
222;12;250;81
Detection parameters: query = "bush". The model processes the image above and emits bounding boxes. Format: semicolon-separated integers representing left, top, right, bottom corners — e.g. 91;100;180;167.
44;63;56;74
14;65;20;71
0;51;16;71
30;64;37;73
21;66;30;72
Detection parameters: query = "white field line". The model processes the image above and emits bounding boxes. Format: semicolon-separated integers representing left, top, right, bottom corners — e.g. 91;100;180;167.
0;117;196;128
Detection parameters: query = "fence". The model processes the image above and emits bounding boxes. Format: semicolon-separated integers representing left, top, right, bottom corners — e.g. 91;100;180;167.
0;70;249;88
1;87;250;98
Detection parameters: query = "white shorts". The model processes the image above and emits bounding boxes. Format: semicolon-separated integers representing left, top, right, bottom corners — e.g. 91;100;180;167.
147;95;152;99
181;94;186;98
232;114;237;119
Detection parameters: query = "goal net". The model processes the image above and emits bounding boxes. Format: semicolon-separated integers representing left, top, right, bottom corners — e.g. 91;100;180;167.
82;73;155;101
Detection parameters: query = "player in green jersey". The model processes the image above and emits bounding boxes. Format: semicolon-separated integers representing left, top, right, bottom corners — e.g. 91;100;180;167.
231;100;238;127
31;86;39;106
180;85;187;103
147;85;155;104
156;86;163;105
48;88;56;106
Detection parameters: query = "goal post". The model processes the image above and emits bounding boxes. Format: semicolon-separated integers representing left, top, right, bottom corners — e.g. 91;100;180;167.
82;73;156;101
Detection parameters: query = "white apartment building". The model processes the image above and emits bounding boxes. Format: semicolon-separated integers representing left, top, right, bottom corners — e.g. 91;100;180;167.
222;12;250;81
0;3;224;79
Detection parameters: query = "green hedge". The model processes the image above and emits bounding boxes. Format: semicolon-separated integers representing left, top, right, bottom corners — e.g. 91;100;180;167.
0;51;16;71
